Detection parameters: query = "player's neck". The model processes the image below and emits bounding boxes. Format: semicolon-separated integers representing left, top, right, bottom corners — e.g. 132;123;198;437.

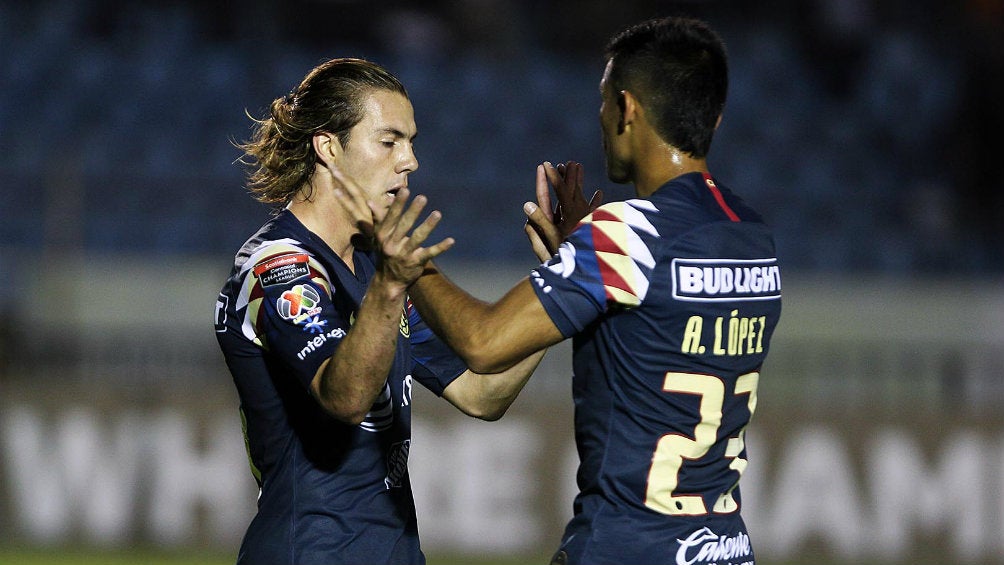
634;147;709;198
287;192;358;272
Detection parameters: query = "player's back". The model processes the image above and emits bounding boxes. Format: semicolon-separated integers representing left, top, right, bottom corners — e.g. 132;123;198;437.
561;172;780;564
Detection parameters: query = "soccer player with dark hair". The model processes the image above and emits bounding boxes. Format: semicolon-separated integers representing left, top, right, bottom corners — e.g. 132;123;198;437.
214;58;544;565
346;17;782;565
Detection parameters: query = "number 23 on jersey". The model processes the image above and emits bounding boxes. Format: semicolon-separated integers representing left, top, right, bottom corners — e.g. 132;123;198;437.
645;371;759;516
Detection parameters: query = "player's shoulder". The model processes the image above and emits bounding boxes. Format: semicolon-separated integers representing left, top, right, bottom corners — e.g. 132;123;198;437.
581;198;662;235
234;213;321;272
232;236;335;304
236;235;311;274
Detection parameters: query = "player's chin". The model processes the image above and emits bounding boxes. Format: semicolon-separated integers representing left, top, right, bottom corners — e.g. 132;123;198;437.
372;201;393;222
605;164;630;185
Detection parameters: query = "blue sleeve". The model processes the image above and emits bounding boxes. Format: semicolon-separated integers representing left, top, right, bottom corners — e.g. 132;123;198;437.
244;250;350;391
406;298;466;396
530;200;661;337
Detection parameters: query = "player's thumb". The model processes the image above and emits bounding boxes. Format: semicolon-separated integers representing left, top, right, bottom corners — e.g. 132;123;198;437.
524;202;560;253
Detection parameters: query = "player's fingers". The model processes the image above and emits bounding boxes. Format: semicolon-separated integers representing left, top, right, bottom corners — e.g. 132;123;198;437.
566;161;583;192
329;165;373;230
554;161;579;202
588;189;604;211
523;201;555;229
334;192;375;237
333;188;370;227
375;188;412;241
395;194;428;247
524;222;554;263
524;201;561;255
536;163;554;221
330;163;372;212
329;162;357;193
543;161;564;189
421;237;455;261
406;208;441;249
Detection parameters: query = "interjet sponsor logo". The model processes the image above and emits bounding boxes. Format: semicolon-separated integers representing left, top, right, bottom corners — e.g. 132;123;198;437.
673;258;780;302
676;527;753;565
296;326;346;360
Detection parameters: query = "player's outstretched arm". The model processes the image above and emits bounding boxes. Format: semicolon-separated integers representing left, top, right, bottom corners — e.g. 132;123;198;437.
442;350;547;421
410;264;564;375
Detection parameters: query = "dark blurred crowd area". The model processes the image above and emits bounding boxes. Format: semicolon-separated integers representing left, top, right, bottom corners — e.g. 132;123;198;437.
1;0;1002;275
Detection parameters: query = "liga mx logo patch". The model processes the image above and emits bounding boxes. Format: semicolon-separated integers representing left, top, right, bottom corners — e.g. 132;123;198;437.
672;258;781;302
277;284;322;324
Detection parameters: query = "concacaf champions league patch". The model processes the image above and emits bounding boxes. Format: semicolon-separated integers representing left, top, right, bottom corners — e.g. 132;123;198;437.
254;253;310;287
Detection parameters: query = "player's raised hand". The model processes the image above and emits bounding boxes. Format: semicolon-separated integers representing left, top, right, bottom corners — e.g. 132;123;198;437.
329;163;376;238
374;188;455;288
546;160;603;235
523;161;603;260
523;202;556;263
329;163;453;286
523;164;561;262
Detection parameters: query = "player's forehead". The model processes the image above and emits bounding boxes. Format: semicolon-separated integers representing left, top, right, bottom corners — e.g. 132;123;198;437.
356;89;417;139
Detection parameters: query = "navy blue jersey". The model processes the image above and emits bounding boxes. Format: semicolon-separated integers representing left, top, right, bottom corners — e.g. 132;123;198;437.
214;209;466;565
531;172;781;565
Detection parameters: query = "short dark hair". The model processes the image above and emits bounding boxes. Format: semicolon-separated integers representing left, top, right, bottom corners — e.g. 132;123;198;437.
604;17;728;158
238;58;408;205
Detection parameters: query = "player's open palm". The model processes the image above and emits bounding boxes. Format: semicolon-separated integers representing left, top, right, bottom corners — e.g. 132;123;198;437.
524;160;603;261
375;188;455;288
329;163;377;238
329;163;454;288
546;161;603;238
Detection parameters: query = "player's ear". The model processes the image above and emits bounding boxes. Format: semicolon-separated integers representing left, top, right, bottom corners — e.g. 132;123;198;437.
617;90;638;134
312;131;342;167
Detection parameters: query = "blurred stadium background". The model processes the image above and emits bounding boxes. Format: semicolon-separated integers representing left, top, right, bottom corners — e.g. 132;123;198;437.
1;0;1002;564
